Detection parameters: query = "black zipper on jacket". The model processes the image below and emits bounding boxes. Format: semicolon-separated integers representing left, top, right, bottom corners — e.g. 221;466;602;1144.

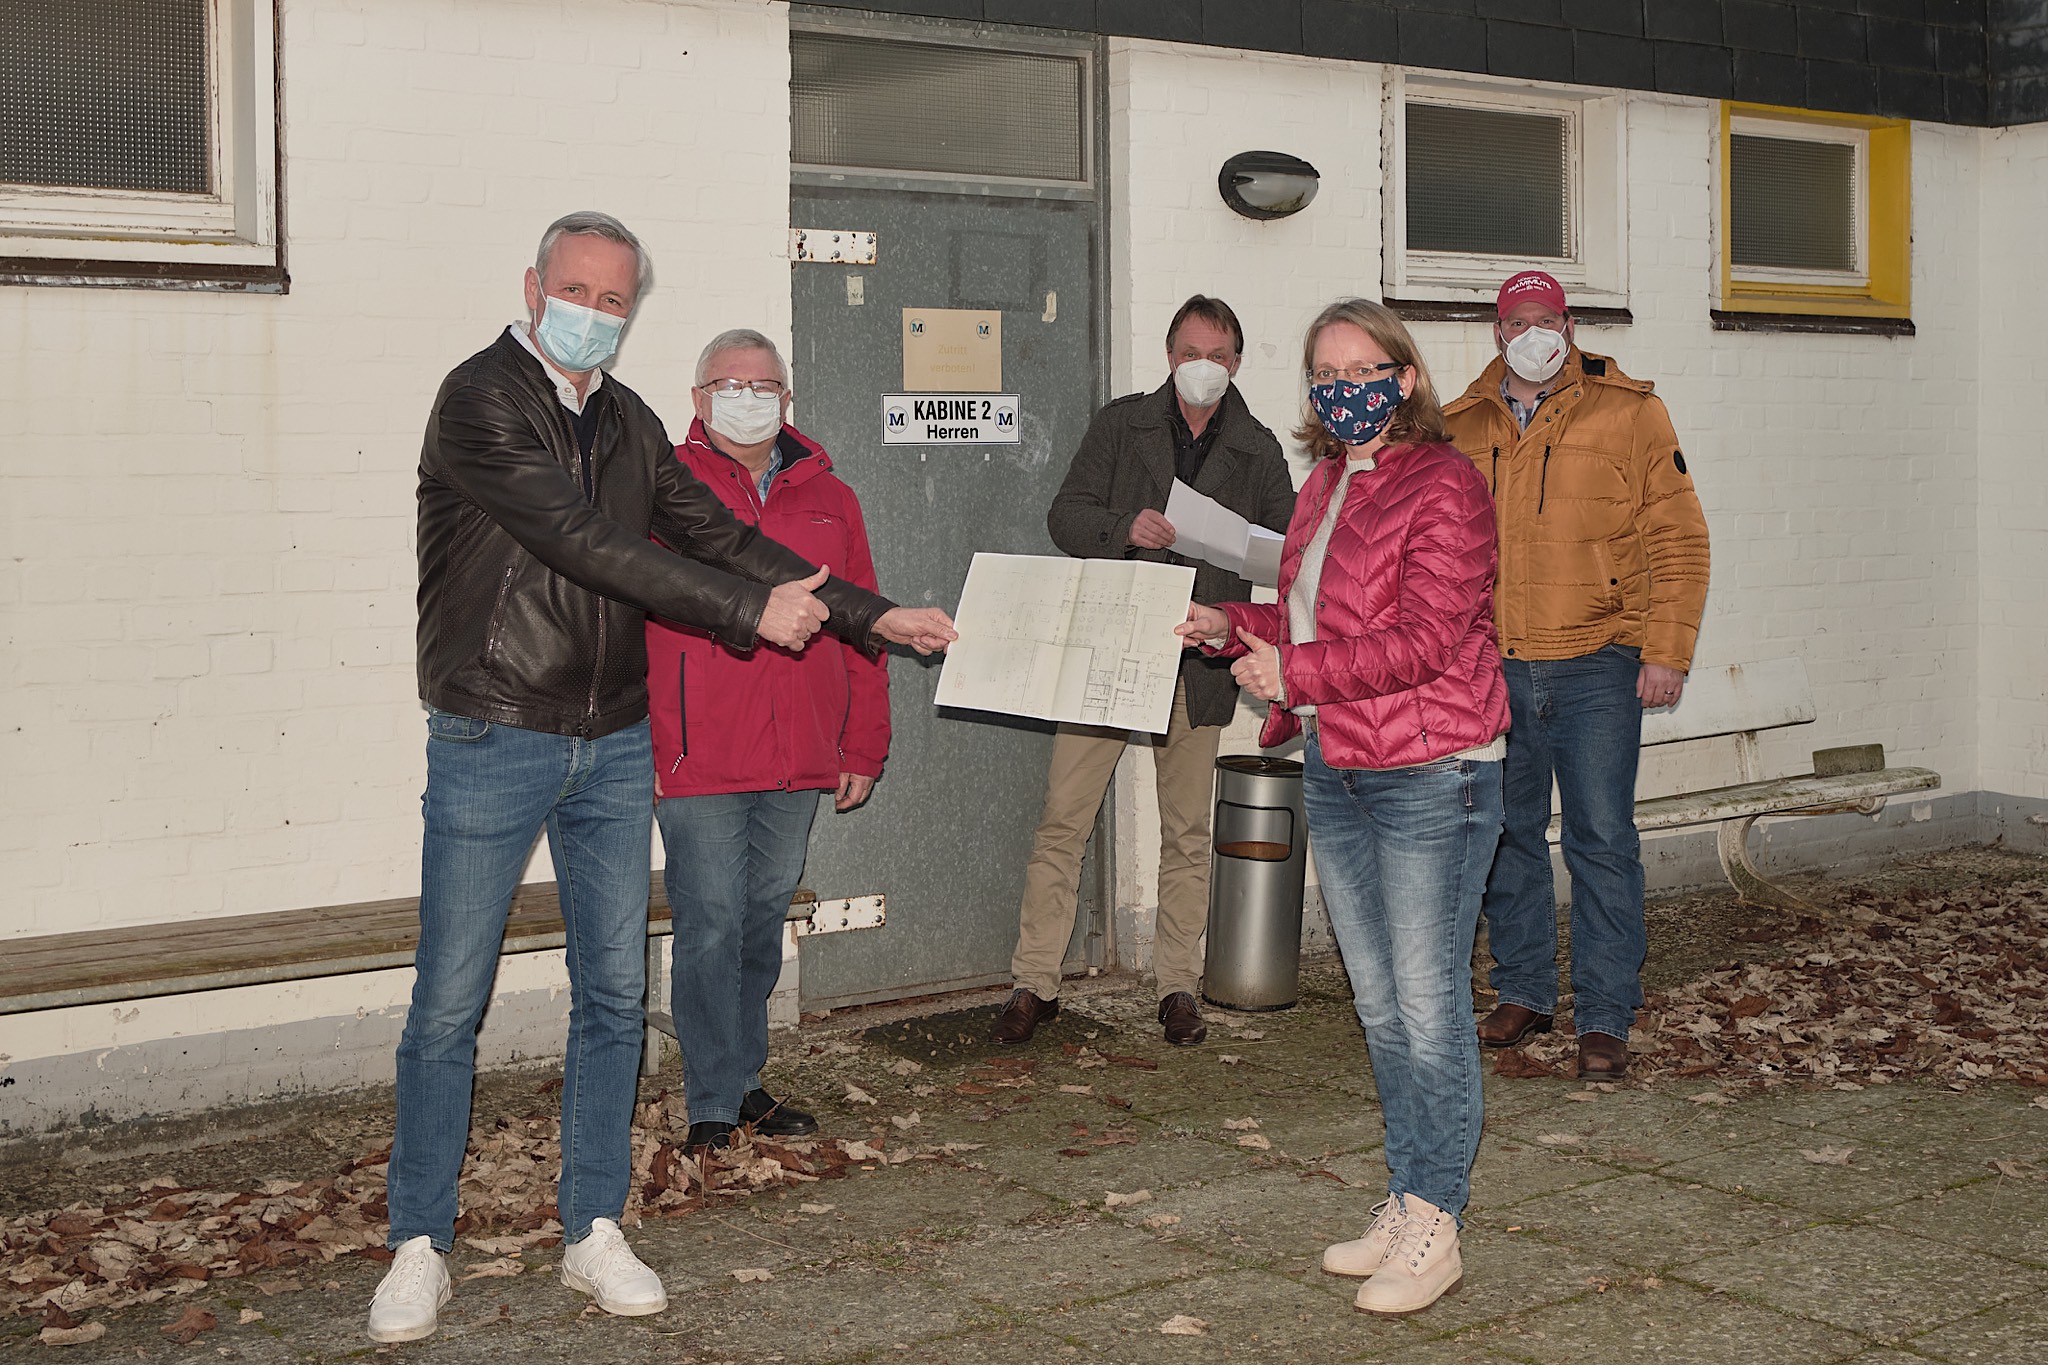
669;653;687;773
1538;445;1551;515
577;397;606;736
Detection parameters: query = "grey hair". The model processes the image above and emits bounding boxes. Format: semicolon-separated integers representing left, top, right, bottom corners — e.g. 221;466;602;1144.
535;211;654;302
695;328;790;386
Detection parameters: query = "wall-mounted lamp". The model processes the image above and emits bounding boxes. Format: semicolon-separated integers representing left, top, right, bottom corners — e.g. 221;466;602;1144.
1217;150;1320;220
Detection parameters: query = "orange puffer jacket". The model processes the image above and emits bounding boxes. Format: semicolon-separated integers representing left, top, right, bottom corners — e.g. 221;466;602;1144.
1442;349;1709;672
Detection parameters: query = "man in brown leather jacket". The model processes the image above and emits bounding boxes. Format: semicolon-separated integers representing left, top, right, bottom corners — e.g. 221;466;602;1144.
371;212;953;1345
1442;270;1709;1082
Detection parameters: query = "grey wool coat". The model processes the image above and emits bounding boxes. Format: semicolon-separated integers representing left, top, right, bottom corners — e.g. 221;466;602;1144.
1046;380;1297;729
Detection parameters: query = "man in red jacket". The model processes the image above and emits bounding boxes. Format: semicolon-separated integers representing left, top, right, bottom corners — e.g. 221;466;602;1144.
646;329;891;1152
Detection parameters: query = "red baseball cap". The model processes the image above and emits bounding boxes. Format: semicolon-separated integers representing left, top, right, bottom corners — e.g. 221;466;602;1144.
1496;270;1568;317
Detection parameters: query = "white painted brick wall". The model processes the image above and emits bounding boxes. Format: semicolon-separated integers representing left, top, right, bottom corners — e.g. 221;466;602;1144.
1;0;794;1063
1976;123;2048;801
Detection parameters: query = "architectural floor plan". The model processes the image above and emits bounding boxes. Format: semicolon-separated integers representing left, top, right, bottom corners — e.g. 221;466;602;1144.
935;553;1196;733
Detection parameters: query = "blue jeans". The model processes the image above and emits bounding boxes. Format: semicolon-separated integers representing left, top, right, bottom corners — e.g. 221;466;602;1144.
1302;732;1503;1221
1482;645;1646;1040
656;789;820;1127
388;712;654;1251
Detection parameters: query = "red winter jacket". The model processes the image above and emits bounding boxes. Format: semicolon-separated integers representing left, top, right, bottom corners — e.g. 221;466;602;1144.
1215;441;1508;771
647;421;890;797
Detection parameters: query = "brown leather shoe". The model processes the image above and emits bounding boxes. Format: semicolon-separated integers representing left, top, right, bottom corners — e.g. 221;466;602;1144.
1576;1032;1630;1078
1158;991;1207;1046
991;988;1058;1045
1476;1002;1554;1048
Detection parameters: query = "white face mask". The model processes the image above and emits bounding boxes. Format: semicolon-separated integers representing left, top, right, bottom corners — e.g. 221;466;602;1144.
1503;326;1568;384
1173;357;1232;409
708;389;784;446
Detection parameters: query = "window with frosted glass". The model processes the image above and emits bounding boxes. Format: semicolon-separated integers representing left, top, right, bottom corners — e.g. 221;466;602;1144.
1405;103;1569;258
1729;133;1858;274
0;0;211;195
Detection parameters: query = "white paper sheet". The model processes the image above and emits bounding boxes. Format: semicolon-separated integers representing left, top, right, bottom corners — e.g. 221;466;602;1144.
934;553;1195;733
1163;479;1283;588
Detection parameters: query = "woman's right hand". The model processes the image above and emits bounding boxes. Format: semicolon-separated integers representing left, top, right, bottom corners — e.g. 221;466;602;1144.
1175;603;1231;646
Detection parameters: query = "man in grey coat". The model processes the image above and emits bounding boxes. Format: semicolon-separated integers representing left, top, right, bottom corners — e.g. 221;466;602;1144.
992;295;1296;1047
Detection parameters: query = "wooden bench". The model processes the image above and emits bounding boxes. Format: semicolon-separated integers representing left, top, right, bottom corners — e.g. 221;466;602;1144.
1564;656;1940;910
0;880;881;1076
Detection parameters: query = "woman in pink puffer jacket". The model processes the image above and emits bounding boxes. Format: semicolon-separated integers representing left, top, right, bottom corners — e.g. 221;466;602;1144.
1181;298;1506;1317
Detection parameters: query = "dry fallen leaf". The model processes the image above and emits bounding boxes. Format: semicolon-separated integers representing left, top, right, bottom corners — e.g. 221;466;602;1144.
159;1306;218;1344
238;1308;265;1325
885;1058;922;1076
1800;1146;1855;1166
38;1323;107;1347
799;1202;836;1215
889;1112;922;1131
459;1257;524;1281
730;1268;774;1283
1059;1084;1094;1095
1535;1133;1587;1147
844;1085;877;1105
1222;1117;1260;1131
1689;1091;1737;1106
1142;1213;1182;1229
841;1139;885;1161
1160;1314;1209;1336
1104;1189;1154;1208
1235;1134;1272;1150
1218;1054;1242;1065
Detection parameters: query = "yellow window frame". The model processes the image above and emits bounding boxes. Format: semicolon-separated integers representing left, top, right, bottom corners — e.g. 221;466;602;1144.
1718;102;1910;320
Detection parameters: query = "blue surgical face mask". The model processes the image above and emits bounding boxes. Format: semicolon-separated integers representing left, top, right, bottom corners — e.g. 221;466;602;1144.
532;294;626;372
1309;374;1405;447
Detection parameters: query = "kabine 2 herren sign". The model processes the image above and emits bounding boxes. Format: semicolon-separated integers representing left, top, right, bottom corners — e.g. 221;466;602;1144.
880;393;1021;445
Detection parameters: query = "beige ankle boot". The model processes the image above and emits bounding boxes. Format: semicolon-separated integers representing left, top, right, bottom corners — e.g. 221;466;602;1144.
1322;1197;1407;1277
1352;1194;1462;1315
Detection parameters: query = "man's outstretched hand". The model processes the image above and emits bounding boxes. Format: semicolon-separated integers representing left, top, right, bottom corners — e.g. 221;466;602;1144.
759;565;831;651
874;606;958;656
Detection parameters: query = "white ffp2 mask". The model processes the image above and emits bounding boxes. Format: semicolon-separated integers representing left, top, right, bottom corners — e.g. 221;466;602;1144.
1503;326;1568;384
1173;358;1232;408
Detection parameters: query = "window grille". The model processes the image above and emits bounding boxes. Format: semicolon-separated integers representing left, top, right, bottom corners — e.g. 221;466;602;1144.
1405;102;1569;259
0;0;211;195
1729;133;1858;274
792;32;1085;183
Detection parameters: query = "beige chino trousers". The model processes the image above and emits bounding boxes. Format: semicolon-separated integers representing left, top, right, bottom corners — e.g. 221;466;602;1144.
1011;681;1223;1002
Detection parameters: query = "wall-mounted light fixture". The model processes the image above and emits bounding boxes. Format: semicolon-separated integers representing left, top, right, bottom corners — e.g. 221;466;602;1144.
1217;150;1320;220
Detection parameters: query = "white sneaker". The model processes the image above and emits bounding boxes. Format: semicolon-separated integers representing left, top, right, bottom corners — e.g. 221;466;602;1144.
1322;1196;1407;1277
366;1235;451;1342
1352;1194;1463;1315
560;1217;669;1316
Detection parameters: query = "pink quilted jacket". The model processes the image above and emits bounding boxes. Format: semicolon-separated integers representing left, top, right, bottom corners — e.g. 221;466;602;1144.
1216;440;1509;771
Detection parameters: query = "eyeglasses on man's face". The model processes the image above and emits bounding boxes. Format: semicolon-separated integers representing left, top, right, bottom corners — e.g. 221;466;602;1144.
699;378;787;398
1307;362;1402;385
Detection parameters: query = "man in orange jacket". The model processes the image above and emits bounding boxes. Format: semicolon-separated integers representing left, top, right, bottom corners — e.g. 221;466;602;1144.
1442;271;1709;1079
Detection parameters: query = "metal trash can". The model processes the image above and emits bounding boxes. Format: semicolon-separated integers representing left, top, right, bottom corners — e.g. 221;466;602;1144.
1202;755;1308;1012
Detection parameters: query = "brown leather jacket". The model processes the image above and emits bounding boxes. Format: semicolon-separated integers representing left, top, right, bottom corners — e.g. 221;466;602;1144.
416;331;891;738
1442;348;1709;672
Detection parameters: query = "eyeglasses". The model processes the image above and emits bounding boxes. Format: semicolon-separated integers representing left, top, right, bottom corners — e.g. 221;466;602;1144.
699;378;786;398
1308;362;1402;385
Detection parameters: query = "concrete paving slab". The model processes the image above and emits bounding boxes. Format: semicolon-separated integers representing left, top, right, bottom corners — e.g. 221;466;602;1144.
1483;1171;1818;1271
1901;1293;2048;1364
1655;1126;1991;1219
1026;1266;1433;1364
1486;1085;1791;1171
1677;1221;2048;1338
1460;1277;1869;1364
1464;1133;1633;1212
936;1212;1217;1313
1860;1176;2048;1267
1112;1164;1381;1273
